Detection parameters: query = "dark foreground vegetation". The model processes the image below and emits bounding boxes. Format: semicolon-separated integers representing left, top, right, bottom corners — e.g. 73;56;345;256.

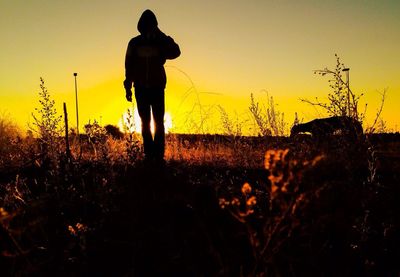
0;131;399;276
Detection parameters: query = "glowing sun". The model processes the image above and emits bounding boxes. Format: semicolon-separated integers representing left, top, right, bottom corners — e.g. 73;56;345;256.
119;107;173;134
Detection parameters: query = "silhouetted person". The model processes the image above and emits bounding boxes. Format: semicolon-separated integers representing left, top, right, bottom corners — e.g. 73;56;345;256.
124;9;180;161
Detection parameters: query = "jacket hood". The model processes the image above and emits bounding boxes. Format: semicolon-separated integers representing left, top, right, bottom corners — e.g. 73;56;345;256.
137;10;158;34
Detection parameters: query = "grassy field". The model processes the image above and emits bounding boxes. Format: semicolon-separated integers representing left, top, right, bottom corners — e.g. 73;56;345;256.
0;130;399;276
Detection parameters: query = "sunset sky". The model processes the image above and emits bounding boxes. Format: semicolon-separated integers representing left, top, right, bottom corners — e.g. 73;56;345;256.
1;0;399;134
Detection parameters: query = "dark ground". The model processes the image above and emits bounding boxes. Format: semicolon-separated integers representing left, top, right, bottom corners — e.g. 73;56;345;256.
0;134;399;276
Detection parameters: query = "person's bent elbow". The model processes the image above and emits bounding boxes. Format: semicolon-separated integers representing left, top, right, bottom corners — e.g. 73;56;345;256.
172;46;181;59
166;46;180;60
164;37;181;59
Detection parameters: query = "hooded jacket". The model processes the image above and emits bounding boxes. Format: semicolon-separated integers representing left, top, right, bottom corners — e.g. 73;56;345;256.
124;10;181;90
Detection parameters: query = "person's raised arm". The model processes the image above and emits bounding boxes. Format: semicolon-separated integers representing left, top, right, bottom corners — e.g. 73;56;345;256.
162;35;181;60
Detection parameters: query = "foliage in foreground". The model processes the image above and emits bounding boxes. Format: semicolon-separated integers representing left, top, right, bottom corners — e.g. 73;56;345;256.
0;121;399;275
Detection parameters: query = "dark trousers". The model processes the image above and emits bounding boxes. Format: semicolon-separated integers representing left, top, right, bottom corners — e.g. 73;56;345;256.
134;87;165;159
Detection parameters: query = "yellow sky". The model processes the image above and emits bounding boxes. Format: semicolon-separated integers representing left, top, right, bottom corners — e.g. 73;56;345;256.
1;0;399;134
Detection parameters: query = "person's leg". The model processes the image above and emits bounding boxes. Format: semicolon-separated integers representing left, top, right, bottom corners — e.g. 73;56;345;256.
151;89;165;160
135;88;153;158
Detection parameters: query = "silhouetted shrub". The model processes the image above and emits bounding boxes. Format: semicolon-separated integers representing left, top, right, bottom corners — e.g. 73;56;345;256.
104;124;124;139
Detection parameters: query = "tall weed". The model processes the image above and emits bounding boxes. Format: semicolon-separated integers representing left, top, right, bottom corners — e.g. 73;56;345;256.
249;93;287;136
301;54;387;133
31;78;62;164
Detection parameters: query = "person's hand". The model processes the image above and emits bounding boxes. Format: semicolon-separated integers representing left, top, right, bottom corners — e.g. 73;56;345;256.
125;90;132;102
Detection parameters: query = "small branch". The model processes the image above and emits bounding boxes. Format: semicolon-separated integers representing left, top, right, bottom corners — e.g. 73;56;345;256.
367;88;387;133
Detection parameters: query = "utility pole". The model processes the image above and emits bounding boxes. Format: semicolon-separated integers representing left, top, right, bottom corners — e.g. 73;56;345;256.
74;73;79;136
342;68;350;117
